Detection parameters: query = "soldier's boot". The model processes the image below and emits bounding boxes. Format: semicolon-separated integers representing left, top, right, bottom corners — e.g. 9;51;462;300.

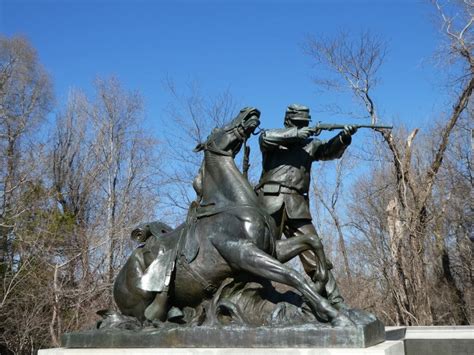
300;253;350;310
325;269;350;311
298;249;329;291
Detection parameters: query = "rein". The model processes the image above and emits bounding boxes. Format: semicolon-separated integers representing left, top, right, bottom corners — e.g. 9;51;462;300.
201;123;247;157
201;124;252;179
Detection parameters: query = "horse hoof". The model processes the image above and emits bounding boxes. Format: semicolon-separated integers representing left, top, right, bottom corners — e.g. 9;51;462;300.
96;310;142;330
167;306;185;323
348;308;378;325
331;312;355;328
332;301;350;312
144;301;165;322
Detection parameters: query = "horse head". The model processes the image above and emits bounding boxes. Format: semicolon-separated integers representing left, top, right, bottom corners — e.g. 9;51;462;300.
193;107;261;157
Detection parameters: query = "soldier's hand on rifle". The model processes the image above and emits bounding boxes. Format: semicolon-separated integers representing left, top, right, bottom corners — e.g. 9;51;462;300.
343;125;358;137
297;127;314;139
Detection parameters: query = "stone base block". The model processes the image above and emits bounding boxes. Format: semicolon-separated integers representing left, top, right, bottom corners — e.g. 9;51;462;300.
39;340;404;355
392;326;474;355
61;320;385;348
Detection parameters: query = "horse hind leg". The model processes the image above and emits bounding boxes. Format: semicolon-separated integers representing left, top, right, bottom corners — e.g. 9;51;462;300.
219;241;354;327
275;234;328;293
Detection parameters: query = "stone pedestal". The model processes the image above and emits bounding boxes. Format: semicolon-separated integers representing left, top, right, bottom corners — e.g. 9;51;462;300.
39;340;404;355
387;326;474;355
39;325;474;355
60;319;385;349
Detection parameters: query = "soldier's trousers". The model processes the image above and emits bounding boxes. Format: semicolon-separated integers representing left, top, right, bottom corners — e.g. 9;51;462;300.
271;206;345;306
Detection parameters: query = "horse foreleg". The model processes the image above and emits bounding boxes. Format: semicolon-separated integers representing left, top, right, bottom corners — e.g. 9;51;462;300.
220;241;353;326
144;291;168;322
275;234;328;287
276;234;324;264
114;248;159;323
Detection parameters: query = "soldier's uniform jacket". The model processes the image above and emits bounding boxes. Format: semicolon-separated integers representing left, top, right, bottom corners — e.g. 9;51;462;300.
257;127;351;219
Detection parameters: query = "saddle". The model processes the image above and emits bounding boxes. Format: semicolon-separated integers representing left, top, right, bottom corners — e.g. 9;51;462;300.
136;201;273;293
130;201;201;264
135;202;201;293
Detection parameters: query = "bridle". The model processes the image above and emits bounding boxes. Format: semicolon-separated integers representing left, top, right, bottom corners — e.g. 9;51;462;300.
200;118;259;157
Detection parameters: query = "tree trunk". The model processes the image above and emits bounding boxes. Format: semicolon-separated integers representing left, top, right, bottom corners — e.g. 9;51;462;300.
441;246;470;325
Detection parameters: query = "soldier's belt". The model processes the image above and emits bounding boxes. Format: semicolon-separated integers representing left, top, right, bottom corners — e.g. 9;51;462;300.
260;184;306;195
280;186;300;194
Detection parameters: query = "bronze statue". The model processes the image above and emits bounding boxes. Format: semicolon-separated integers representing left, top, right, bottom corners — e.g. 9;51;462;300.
112;107;355;328
62;106;391;349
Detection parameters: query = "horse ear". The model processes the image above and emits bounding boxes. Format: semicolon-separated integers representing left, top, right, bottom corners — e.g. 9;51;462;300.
193;143;204;152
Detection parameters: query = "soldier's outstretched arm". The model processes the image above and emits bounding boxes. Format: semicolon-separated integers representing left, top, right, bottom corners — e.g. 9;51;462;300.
259;127;313;151
310;126;357;161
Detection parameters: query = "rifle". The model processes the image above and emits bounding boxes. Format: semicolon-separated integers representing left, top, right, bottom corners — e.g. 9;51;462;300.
309;122;393;136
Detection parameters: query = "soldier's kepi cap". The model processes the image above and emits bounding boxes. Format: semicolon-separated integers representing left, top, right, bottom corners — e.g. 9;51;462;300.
285;104;311;121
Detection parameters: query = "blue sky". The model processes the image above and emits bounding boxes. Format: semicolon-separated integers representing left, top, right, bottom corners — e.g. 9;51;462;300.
1;0;448;138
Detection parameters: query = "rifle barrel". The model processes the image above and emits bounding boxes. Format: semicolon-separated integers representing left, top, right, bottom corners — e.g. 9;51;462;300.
355;124;393;129
313;123;393;131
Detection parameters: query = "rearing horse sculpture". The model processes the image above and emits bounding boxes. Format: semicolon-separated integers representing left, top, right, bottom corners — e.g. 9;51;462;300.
113;107;353;327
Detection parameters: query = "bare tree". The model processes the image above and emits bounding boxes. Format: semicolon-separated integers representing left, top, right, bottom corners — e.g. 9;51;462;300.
83;77;160;291
0;38;162;352
304;30;386;124
0;36;53;276
304;0;472;325
52;90;99;279
0;36;53;353
429;112;472;324
312;156;353;284
0;77;163;353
